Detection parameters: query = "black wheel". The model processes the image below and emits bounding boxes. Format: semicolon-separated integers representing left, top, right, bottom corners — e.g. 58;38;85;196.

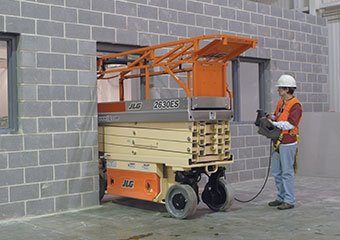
99;174;107;201
165;184;198;219
202;178;234;211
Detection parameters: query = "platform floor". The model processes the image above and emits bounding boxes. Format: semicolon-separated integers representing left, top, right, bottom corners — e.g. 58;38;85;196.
1;176;339;240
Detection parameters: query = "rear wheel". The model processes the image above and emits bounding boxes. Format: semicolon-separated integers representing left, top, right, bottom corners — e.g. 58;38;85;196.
202;178;234;211
165;184;198;219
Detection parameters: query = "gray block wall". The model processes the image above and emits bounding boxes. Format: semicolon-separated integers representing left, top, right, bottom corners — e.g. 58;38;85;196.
0;0;328;220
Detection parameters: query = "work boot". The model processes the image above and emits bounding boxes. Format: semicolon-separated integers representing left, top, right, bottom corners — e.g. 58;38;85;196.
268;200;283;207
277;203;294;210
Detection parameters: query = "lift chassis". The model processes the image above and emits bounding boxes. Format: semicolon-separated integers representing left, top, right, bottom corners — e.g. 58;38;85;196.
97;34;256;219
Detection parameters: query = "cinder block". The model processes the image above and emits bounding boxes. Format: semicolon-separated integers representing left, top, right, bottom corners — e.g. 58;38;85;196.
0;169;23;187
38;118;65;133
67;147;93;163
55;164;80;180
231;137;245;148
127;17;148;31
213;0;228;5
213;18;228;30
169;0;186;11
79;41;96;55
24;134;52;150
26;198;54;216
149;21;168;34
79;102;97;116
169;24;187;37
258;3;270;15
0;187;8;203
56;195;81;211
37;0;64;5
19;35;50;52
236;10;250;23
92;0;114;13
229;20;243;32
239;170;253;181
39;149;66;165
66;0;90;9
37;53;64;68
178;12;195;25
244;1;256;11
229;0;243;9
204;4;220;16
66;86;94;101
65;23;91;40
54;133;80;148
52;70;78;85
138;5;158;19
246;158;260;169
139;33;159;46
0;135;23;152
244;23;257;35
251;13;263;25
0;0;20;15
22;2;49;19
221;7;235;19
10;184;39;202
83;191;99;207
265;16;277;27
149;0;167;7
18;85;37;100
37;20;64;37
52;38;77;54
79;10;102;26
18;51;36;68
187;1;203;14
0;203;25;220
0;154;7;169
271;28;283;39
51;6;77;23
159;9;177;23
8;151;38;168
238;125;252;136
66;55;91;70
117;30;138;45
253;146;266;157
104;14;126;29
196;15;212;28
20;102;51;118
52;102;78;117
246;136;259;147
81;162;98;177
6;16;35;33
226;172;239;183
38;86;65;101
69;178;93;193
278;39;289;50
41;181;67;197
92;27;115;43
116;1;137;16
231;159;245;171
239;148;253;159
79;71;96;86
19;119;37;134
25;166;53;183
18;68;50;84
289;21;300;31
80;132;97;147
188;25;204;36
254;168;266;179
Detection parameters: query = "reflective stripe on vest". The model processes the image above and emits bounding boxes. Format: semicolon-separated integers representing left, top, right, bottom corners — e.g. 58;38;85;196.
275;97;301;136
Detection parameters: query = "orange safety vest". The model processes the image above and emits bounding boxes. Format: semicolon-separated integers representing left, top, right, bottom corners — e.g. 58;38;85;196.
275;97;302;136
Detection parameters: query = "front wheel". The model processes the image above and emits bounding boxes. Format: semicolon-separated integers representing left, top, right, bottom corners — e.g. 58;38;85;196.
165;184;198;219
202;178;234;211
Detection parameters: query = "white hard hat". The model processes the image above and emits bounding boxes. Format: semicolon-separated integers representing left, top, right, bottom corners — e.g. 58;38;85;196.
276;74;296;88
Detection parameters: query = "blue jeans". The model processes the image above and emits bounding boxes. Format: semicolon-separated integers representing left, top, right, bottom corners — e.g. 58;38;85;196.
271;143;297;205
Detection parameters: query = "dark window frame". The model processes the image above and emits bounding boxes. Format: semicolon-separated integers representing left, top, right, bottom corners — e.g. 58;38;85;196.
231;56;270;122
0;33;18;134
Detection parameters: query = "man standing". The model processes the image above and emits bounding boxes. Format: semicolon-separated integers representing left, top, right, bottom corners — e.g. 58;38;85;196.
268;74;303;210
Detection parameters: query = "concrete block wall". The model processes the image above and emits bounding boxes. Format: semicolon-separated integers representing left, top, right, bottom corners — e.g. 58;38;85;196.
0;0;328;220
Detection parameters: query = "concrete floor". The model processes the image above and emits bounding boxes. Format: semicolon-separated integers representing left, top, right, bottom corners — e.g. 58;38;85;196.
1;176;340;240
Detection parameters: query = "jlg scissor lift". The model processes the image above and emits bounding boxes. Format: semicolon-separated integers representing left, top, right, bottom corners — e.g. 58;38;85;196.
97;34;256;219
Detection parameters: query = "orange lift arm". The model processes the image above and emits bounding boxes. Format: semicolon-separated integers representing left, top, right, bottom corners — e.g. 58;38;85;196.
97;34;256;102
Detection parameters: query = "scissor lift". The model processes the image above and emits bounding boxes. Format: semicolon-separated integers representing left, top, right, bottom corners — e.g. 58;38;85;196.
97;34;256;219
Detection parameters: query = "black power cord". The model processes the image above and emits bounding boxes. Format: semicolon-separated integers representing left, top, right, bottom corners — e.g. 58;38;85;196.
234;144;273;203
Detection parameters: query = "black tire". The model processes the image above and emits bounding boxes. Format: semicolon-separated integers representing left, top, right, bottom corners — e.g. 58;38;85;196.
99;174;107;201
202;178;234;211
165;184;198;219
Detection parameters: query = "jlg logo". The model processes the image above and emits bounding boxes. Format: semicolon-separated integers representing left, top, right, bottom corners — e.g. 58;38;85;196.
122;179;134;188
128;102;142;111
